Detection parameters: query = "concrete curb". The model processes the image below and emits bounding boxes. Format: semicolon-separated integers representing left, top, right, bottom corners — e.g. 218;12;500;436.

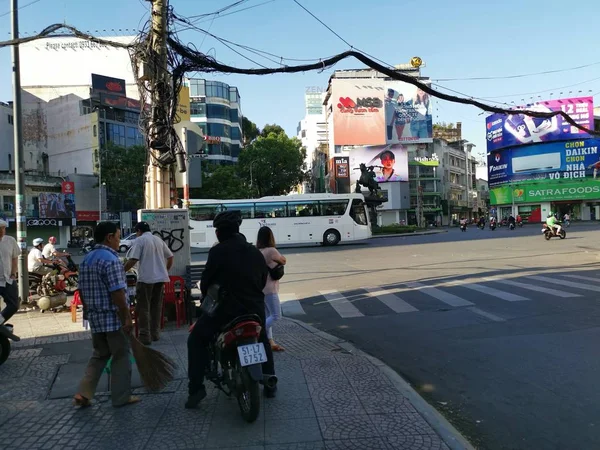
372;229;448;238
284;317;475;450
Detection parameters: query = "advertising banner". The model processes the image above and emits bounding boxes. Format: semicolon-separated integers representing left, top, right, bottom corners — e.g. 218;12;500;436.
384;81;433;144
92;73;127;97
330;156;351;194
332;79;385;146
100;93;141;110
490;179;600;204
488;138;600;187
486;96;594;152
176;86;190;123
348;144;409;184
409;153;440;166
61;181;75;194
38;192;76;219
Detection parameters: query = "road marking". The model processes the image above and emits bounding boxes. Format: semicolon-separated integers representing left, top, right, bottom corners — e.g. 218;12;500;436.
484;278;581;298
450;281;529;302
319;290;364;318
280;293;306;316
403;281;474;307
527;275;600;293
467;307;505;322
363;287;418;313
560;274;600;283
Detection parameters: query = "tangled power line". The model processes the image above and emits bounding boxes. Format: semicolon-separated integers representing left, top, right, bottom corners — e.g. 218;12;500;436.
0;19;598;169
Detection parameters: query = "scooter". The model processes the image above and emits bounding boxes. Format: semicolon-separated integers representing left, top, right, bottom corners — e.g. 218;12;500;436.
542;224;566;240
489;222;496;231
51;254;78;294
460;223;467;232
509;222;515;230
36;270;68;312
0;323;20;365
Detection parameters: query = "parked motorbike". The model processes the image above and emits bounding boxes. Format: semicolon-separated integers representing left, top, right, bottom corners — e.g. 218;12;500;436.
0;324;20;366
490;222;496;231
190;309;277;423
52;254;79;294
542;224;566;240
36;271;68;312
81;239;94;255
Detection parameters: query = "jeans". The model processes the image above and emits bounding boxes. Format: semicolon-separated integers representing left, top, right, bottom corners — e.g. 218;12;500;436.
135;282;164;342
265;293;281;340
0;281;19;323
187;312;275;395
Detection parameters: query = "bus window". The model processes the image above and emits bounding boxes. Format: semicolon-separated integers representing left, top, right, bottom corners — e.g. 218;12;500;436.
255;202;287;218
288;202;320;217
190;204;222;221
320;200;349;216
350;199;368;225
221;203;254;219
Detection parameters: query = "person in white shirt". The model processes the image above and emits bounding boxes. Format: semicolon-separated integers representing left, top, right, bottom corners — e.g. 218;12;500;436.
28;238;54;275
0;219;21;328
42;236;70;260
124;222;174;345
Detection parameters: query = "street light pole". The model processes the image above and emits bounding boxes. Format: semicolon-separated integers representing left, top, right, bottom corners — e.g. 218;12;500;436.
98;149;102;221
11;0;29;304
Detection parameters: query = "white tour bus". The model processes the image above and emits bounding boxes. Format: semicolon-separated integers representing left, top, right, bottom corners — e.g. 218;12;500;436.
188;193;371;249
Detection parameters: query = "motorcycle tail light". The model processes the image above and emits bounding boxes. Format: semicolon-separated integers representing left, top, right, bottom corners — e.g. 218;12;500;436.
223;322;262;347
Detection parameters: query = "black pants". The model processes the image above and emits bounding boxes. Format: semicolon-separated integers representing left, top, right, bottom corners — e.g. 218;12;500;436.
187;313;275;395
0;281;19;322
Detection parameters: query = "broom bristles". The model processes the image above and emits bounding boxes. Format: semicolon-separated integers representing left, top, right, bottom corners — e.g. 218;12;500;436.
129;335;177;392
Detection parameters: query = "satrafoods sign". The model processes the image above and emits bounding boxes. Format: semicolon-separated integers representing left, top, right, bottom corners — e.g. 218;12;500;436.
490;179;600;204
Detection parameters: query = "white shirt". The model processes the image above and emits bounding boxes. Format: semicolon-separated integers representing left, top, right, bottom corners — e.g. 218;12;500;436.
28;248;44;272
42;243;56;259
126;232;173;284
0;235;20;286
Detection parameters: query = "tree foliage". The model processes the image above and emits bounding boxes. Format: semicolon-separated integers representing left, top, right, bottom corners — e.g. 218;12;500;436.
191;164;251;200
100;144;146;212
238;132;306;197
260;124;286;138
242;116;259;146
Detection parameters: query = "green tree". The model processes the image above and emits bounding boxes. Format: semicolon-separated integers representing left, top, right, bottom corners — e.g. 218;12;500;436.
192;164;251;200
239;132;307;197
100;144;146;212
260;124;286;138
242;116;260;146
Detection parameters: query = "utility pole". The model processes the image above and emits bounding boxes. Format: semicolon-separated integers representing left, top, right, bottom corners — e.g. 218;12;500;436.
11;0;29;304
146;0;172;209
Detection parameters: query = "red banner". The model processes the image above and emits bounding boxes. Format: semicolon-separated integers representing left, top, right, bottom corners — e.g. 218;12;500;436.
76;211;99;221
61;181;75;194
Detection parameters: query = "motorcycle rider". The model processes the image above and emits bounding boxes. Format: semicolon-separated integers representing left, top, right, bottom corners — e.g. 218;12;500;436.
459;217;467;228
489;216;497;227
186;210;276;409
546;213;562;235
478;216;485;228
42;236;70;260
508;214;516;228
516;214;523;225
28;238;55;275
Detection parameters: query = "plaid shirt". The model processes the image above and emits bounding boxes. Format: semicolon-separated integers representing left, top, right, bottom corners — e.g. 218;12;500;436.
79;244;127;333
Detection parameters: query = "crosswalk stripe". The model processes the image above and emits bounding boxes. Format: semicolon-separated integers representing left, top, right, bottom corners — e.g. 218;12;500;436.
451;282;528;302
560;274;599;283
403;281;474;307
280;293;306;316
527;275;600;293
363;287;418;313
467;307;506;322
484;278;581;298
319;290;364;318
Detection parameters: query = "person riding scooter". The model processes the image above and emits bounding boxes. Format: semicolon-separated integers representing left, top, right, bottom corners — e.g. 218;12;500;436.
508;215;516;229
28;238;55;275
546;213;562;235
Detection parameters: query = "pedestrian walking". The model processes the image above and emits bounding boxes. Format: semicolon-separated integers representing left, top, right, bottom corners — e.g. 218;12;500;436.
124;222;173;345
0;220;21;330
73;221;140;408
256;226;286;352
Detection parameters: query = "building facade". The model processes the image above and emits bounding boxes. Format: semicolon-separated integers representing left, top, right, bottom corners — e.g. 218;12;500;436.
188;78;243;164
408;144;443;226
297;89;328;192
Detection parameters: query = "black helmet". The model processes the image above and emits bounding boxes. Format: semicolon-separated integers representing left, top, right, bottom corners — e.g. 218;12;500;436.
213;210;242;231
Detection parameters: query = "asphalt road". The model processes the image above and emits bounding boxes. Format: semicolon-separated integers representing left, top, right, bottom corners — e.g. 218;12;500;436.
264;223;600;450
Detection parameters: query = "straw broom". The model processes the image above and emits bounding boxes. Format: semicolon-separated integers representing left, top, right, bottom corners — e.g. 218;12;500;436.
129;335;177;392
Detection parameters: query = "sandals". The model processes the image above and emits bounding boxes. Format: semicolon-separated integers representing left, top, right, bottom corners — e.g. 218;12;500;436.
73;393;91;407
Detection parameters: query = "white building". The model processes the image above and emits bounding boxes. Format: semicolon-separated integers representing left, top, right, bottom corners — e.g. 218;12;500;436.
0;102;14;171
297;90;328;168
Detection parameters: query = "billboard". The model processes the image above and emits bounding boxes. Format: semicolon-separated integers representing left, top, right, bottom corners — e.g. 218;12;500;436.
329;156;351;193
490;179;600;204
486;97;594;152
348;144;409;184
38;192;76;219
384;82;433;144
176;86;190;123
92;73;127;97
487;139;600;187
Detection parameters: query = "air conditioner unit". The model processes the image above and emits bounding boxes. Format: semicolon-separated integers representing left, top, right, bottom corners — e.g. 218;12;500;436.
512;152;561;173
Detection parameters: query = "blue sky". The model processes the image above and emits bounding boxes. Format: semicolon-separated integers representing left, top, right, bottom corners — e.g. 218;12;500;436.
1;0;599;163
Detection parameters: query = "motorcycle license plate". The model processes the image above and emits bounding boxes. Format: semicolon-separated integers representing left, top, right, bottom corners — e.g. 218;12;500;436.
237;343;267;367
127;286;136;296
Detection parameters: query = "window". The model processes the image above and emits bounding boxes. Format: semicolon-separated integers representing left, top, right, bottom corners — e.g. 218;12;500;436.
231;144;241;158
350;199;368;225
229;88;239;103
7;114;13;125
221;203;254;219
74;167;77;174
288;202;320;217
205;81;229;100
189;79;206;97
206;104;230;120
3;195;15;212
207;123;231;137
190;101;206;116
231;127;241;141
126;127;143;147
255;202;287;218
229;108;239;123
190;204;221;221
93;125;97;137
7;154;11;171
320;200;348;216
107;123;126;147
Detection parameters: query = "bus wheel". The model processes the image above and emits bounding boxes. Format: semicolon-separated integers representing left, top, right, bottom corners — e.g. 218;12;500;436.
323;229;340;246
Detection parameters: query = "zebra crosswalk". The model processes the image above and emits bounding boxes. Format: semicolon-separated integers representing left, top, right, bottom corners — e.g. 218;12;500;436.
280;272;598;320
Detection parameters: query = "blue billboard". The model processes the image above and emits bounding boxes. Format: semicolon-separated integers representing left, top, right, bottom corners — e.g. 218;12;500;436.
485;96;594;152
487;139;600;188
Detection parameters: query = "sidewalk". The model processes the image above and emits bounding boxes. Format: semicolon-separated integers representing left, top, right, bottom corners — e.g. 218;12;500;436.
0;310;472;450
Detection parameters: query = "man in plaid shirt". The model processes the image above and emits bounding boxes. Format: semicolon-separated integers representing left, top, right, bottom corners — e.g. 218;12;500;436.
73;222;140;408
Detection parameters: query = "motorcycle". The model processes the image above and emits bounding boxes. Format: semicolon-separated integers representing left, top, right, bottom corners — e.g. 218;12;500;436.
517;221;523;227
478;222;485;230
542;224;566;240
81;239;94;255
191;309;277;423
36;270;68;312
490;222;496;231
460;223;467;232
0;324;20;366
52;254;79;294
509;222;515;230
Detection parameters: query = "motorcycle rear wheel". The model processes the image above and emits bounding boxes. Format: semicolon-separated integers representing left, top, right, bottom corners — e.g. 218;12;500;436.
236;365;260;423
559;231;566;239
0;335;10;365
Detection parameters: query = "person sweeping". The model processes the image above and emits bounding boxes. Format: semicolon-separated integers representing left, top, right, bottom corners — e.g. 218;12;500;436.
73;222;140;408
